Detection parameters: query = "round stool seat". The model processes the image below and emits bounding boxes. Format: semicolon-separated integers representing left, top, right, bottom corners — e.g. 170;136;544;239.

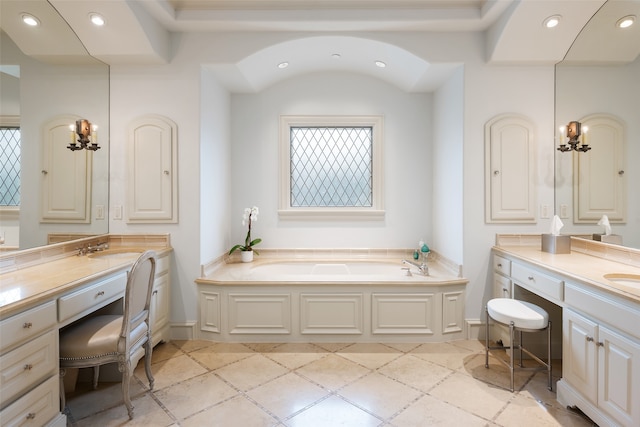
487;298;548;330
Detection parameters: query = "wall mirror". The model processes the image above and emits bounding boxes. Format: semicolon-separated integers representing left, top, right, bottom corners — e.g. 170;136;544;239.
0;1;109;251
555;0;640;249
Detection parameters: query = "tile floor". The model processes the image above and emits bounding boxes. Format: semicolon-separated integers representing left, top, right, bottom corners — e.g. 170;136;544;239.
64;339;598;426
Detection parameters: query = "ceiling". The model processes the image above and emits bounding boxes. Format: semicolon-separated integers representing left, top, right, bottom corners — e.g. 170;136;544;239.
1;0;639;91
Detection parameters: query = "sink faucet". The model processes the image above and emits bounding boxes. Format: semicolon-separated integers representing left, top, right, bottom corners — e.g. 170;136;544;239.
87;242;109;253
402;259;429;276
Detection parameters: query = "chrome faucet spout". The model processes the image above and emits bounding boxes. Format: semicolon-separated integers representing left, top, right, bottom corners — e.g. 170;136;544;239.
402;259;429;276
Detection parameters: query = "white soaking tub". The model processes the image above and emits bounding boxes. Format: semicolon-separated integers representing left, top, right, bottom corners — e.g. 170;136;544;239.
196;257;468;343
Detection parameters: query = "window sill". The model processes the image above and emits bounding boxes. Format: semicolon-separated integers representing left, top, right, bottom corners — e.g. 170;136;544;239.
278;209;385;221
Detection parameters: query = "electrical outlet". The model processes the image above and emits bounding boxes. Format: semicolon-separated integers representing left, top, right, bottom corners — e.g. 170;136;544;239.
114;205;123;220
560;204;569;219
96;205;104;220
540;204;550;219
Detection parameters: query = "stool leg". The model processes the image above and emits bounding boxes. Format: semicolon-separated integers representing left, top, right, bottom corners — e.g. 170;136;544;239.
485;305;489;368
547;321;552;391
509;321;515;392
519;329;524;367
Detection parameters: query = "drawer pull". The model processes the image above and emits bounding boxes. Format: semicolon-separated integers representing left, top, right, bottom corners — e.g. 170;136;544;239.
586;336;594;342
497;263;502;267
527;276;534;281
26;412;36;420
597;341;604;347
152;290;158;295
96;291;105;297
23;322;33;329
24;364;33;370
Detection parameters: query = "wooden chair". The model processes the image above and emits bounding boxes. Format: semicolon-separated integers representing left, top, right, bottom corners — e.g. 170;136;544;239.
59;250;156;419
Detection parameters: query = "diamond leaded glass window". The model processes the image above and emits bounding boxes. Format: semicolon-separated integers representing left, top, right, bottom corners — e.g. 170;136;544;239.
279;116;384;220
0;126;20;206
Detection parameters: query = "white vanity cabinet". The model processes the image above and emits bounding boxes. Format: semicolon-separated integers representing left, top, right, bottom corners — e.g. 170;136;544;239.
492;254;512;299
150;253;171;346
560;283;640;427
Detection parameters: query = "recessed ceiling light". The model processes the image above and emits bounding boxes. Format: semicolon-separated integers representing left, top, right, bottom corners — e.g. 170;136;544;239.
21;13;40;27
543;15;561;28
375;60;386;68
617;15;635;29
89;13;105;26
277;62;289;69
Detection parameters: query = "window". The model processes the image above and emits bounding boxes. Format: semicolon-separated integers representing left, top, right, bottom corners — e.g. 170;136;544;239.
0;116;20;219
279;116;384;220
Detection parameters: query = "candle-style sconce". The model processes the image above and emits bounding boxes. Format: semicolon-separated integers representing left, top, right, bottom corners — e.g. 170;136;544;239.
67;119;100;151
557;120;591;152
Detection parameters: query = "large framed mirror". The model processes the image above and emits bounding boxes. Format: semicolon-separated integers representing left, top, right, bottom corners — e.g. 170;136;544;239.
555;0;639;249
0;1;109;251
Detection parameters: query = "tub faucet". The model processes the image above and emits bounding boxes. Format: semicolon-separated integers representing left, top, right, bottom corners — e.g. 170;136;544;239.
402;259;429;276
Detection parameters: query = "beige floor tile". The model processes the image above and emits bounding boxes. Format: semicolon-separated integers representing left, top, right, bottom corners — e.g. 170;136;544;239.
66;377;147;420
429;371;513;420
312;342;353;352
389;394;487;427
74;393;174;427
285;395;382;427
462;353;534;391
245;342;284;352
134;353;208;391
171;339;216;353
336;343;403;369
295;354;370;391
262;343;329;369
409;341;475;370
181;395;278;427
154;371;238;420
495;394;597;427
452;338;487;353
338;372;422;419
519;370;562;407
189;342;256;370
377;354;452;392
382;342;421;353
150;341;185;363
214;354;289;391
247;372;329;419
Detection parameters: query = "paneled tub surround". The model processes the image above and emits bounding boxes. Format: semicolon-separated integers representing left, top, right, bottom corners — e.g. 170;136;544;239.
196;250;467;343
0;234;172;427
492;235;640;427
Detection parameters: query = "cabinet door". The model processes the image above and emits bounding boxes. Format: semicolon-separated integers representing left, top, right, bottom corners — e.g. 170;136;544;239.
485;114;536;223
127;115;177;223
597;326;640;427
573;114;625;223
563;308;598;404
41;117;91;223
151;272;170;341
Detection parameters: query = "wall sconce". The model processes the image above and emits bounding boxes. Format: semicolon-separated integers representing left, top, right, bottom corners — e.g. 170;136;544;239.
557;120;591;152
67;119;100;151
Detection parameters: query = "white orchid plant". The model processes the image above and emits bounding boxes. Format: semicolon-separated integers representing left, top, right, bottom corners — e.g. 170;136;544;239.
229;206;262;255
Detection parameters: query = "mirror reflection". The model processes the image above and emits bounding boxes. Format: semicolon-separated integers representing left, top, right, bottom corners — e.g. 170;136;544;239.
555;0;640;249
0;1;109;251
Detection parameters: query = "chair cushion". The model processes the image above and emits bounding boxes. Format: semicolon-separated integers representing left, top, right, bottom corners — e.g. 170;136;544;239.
487;298;549;330
60;315;123;360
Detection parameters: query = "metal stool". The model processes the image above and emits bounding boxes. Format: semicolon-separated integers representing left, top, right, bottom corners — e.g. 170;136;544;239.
485;298;552;392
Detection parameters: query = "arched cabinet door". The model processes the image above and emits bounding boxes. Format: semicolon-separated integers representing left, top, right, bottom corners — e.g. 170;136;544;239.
126;115;178;223
573;114;626;223
484;114;537;223
41;116;92;223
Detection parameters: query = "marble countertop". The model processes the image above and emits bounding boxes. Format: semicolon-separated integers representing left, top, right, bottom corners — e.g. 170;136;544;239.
0;248;172;319
493;245;640;303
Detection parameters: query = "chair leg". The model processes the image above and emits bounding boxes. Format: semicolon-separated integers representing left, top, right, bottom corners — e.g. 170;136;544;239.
121;360;134;420
144;337;155;390
92;366;100;389
509;321;515;392
59;369;67;413
547;321;553;391
485;305;489;368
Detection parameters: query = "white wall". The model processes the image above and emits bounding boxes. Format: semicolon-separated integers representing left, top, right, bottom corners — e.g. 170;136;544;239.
229;71;432;250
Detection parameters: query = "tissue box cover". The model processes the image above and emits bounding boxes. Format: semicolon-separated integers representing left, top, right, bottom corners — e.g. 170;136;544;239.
592;234;623;245
541;234;570;254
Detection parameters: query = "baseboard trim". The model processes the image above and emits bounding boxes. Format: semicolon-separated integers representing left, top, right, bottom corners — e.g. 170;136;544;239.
170;322;197;340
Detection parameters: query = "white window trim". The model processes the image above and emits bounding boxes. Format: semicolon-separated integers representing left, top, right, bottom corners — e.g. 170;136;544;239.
279;115;385;221
0;115;20;216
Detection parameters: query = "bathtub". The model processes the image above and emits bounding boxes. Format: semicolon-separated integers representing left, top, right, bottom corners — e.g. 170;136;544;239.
196;258;468;343
205;259;466;285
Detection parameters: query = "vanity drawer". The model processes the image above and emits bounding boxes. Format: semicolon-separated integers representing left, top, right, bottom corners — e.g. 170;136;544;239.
58;272;126;323
0;374;59;427
156;254;169;276
0;301;56;353
0;330;57;407
511;262;563;302
493;255;511;276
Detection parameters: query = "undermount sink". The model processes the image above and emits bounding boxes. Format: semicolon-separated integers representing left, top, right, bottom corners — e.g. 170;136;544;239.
603;273;640;288
88;249;145;259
